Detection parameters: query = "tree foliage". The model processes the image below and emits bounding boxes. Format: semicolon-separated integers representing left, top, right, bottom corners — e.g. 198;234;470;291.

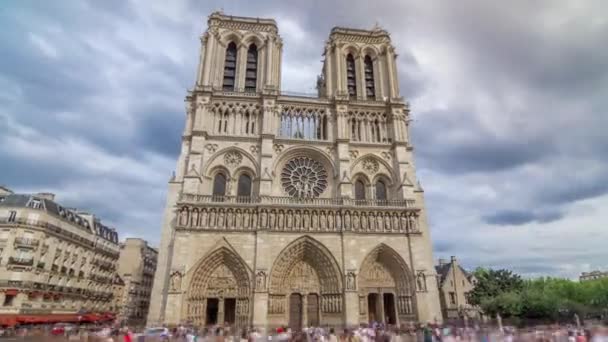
470;268;608;322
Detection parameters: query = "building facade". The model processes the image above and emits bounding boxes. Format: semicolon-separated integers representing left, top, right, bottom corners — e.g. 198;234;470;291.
580;271;608;282
115;238;158;325
435;257;479;321
0;186;120;317
148;12;442;330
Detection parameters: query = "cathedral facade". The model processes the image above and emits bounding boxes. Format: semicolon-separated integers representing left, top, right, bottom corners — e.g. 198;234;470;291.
147;12;442;330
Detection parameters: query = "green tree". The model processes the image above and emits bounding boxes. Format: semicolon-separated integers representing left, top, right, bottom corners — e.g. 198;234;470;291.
469;268;524;306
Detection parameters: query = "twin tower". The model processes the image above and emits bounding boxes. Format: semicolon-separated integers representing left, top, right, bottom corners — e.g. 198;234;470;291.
148;12;442;330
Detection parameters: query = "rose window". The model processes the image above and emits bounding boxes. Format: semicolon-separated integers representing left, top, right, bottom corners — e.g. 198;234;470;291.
281;157;328;198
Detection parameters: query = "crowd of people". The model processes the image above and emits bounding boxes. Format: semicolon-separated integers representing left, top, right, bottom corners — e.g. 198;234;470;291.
157;322;608;342
1;321;608;341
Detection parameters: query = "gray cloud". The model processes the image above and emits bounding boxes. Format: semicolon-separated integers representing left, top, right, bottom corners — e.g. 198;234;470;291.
1;0;607;278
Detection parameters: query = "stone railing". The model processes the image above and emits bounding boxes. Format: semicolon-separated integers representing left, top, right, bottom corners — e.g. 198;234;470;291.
8;256;34;266
178;194;416;208
14;237;40;248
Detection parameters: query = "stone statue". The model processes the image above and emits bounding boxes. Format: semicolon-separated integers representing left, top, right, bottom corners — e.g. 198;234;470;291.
227;210;234;229
218;211;225;228
256;271;267;290
243;210;250;229
278;211;284;230
269;211;276;229
312;211;319;229
346;272;356;290
209;210;216;228
201;210;208;228
319;212;326;230
191;210;199;227
179;208;189;226
392;214;400;232
352;214;359;231
260;210;267;228
252;211;258;229
361;214;368;231
385;213;392;230
344;212;351;230
400;215;408;232
170;272;182;292
327;212;334;231
287;211;293;229
335;214;341;230
377;214;383;231
236;210;243;228
295;212;301;229
303;211;310;230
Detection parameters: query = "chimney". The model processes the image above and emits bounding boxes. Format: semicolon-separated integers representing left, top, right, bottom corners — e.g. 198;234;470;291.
36;192;56;201
438;258;448;266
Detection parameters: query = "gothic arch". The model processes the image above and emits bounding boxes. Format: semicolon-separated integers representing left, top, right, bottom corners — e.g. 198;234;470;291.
358;244;416;322
341;44;361;58
350;154;396;181
273;146;337;179
185;240;253;327
361;45;380;59
241;32;265;49
203;147;259;177
267;236;343;326
218;31;244;47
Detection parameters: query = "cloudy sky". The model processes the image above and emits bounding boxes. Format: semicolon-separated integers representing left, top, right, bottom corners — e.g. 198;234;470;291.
1;0;607;279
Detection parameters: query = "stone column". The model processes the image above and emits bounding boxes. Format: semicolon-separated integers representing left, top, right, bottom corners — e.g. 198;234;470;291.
202;32;216;87
265;36;274;87
302;294;308;328
325;44;333;97
378;292;385;323
218;297;225;325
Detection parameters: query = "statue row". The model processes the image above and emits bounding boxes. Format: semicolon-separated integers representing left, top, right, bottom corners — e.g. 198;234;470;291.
177;207;420;234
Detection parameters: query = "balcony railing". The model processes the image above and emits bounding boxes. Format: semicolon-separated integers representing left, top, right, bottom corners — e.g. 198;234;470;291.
178;194;416;208
8;256;34;266
14;237;40;248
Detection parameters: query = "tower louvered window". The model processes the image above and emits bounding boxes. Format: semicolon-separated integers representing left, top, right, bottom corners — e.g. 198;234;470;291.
364;55;375;100
346;54;357;97
222;42;237;91
245;44;258;92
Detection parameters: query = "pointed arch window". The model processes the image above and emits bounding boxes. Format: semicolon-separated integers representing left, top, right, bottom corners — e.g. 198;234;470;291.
245;44;258;92
375;180;387;201
355;180;366;201
364;55;375;100
212;173;227;200
222;42;237;91
346;54;357;97
237;174;252;199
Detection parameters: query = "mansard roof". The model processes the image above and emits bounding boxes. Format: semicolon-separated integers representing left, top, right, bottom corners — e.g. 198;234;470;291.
0;192;119;244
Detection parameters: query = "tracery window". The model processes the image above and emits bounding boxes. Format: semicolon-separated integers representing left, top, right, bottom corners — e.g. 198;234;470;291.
375;180;387;201
364;55;375;100
212;173;227;198
355;180;366;200
245;44;258;92
279;106;328;140
237;174;252;197
281;157;328;198
222;42;237;91
346;54;357;97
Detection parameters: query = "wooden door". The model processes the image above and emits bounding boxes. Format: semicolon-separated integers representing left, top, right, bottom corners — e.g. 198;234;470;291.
307;294;319;327
289;293;302;331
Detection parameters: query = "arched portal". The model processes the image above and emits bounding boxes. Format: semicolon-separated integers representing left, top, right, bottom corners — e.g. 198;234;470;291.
358;244;416;325
268;236;343;330
186;247;252;328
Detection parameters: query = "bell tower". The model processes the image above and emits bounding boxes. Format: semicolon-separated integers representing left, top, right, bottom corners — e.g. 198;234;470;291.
196;12;282;93
322;26;400;101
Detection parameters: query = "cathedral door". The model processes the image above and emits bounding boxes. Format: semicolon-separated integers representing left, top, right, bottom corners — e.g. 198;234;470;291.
224;298;236;325
367;293;378;323
383;293;396;325
206;298;219;325
289;293;303;331
307;293;319;327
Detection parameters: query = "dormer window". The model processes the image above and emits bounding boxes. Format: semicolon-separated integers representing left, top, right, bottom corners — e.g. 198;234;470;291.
30;199;42;209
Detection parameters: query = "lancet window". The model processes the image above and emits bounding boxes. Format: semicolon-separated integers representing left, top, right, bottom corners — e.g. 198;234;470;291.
346;54;357;98
364;55;375;100
237;174;252;198
222;42;237;91
245;44;258;92
375;180;387;201
348;110;389;143
279;106;328;140
211;102;260;136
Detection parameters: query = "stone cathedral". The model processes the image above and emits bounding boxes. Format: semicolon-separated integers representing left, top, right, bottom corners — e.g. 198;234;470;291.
148;12;442;330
